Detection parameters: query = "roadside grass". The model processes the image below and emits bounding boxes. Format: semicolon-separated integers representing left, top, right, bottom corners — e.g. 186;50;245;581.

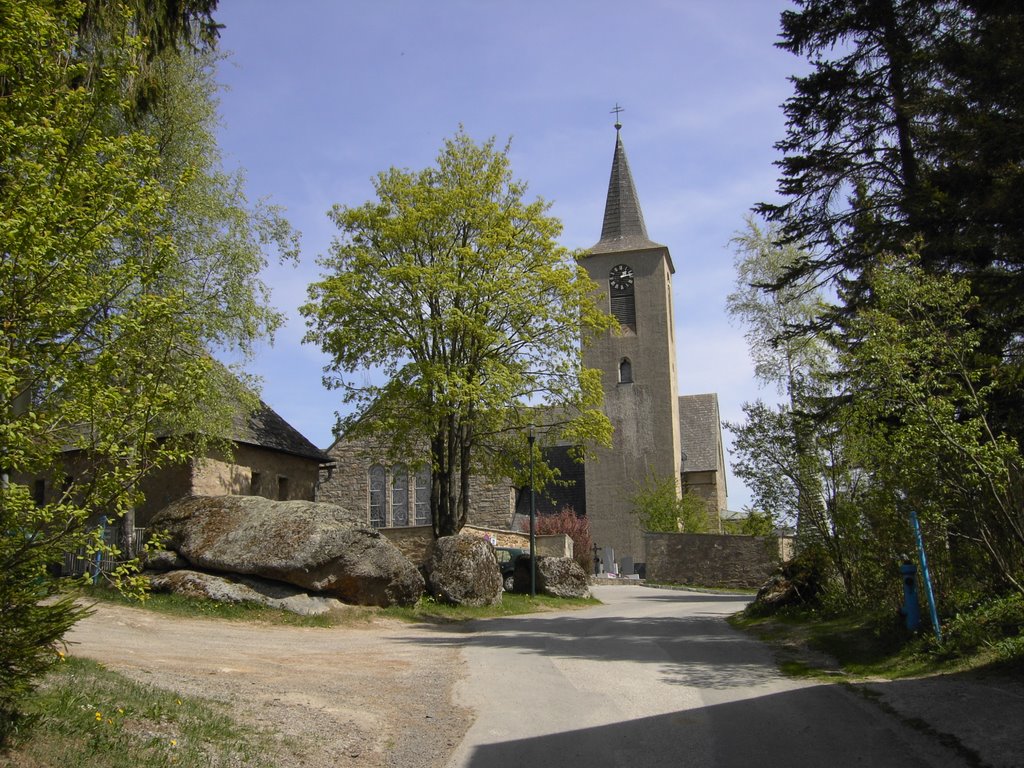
729;592;1024;681
79;583;600;627
385;592;600;623
3;657;275;768
643;581;758;596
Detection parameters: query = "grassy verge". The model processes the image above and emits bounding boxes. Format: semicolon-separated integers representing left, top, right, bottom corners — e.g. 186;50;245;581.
3;657;276;768
729;593;1024;681
80;583;600;627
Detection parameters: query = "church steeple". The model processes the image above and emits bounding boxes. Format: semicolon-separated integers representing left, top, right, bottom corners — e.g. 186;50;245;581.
590;119;668;262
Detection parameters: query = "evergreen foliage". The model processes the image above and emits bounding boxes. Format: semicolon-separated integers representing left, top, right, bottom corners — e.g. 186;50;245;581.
735;1;1024;623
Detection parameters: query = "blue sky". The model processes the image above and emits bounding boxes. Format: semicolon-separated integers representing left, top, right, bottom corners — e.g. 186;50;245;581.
212;0;803;512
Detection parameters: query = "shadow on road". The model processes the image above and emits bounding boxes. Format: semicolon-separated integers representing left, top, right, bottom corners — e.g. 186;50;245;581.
394;592;774;690
455;681;977;768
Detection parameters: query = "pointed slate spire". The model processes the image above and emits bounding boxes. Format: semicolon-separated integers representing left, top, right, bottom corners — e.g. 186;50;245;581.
590;121;665;255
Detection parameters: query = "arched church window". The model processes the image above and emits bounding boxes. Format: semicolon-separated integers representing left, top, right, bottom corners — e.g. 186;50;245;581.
392;464;409;526
609;264;636;331
369;465;387;528
619;358;633;384
414;467;431;526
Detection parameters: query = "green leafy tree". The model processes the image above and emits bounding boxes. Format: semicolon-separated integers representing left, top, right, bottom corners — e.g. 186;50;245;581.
0;3;291;741
303;131;613;537
842;252;1024;595
727;216;831;543
630;473;712;534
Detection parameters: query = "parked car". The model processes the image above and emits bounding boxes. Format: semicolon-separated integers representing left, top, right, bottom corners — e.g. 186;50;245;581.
494;546;527;592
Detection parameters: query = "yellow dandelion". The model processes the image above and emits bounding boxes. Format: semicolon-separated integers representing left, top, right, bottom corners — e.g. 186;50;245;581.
94;711;102;721
170;739;177;746
117;708;124;715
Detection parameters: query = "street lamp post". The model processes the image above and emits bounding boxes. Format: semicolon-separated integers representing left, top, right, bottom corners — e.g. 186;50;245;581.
528;424;536;598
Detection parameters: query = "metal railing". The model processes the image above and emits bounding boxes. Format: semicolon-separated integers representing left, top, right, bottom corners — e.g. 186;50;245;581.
62;527;149;578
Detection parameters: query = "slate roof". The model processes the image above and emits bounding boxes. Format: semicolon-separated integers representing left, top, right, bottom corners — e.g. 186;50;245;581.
230;398;333;464
678;393;723;473
587;127;673;272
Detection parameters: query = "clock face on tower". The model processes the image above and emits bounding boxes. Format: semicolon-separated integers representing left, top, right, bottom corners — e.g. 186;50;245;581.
609;264;634;292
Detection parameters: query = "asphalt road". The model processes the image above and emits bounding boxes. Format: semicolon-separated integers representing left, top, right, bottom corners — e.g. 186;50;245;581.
443;585;970;768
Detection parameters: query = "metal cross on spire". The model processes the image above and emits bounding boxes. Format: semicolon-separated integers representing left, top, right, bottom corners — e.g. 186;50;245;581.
611;103;624;131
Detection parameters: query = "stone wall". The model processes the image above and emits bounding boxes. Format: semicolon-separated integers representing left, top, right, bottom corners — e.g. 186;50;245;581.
644;532;790;588
379;525;434;565
462;526;573;558
319;434;515;529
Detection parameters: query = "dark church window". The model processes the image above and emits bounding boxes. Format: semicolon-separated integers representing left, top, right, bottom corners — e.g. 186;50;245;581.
392;464;409;526
369;465;387;527
619;358;633;384
609;264;636;330
414;467;431;525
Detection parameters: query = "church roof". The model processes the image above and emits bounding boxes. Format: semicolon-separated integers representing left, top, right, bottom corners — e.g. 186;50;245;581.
589;127;670;267
679;393;723;474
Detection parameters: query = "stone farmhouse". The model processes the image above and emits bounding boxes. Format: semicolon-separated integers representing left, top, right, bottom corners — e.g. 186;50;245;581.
28;396;334;529
319;124;728;575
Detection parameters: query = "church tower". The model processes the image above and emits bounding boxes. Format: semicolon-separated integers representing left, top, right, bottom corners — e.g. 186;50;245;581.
579;121;682;571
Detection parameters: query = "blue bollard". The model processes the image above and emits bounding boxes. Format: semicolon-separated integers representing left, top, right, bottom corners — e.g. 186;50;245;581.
899;561;921;632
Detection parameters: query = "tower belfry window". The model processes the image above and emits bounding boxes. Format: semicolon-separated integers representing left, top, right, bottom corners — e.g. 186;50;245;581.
619;358;633;384
609;264;636;331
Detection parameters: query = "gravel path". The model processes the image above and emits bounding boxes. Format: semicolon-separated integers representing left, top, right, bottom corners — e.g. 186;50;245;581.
64;603;472;768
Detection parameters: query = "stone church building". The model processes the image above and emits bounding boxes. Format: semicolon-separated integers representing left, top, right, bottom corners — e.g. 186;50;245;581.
319;125;728;574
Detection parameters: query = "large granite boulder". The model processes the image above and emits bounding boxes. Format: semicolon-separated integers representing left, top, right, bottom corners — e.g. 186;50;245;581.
425;534;503;607
149;496;424;607
515;555;591;599
149;570;347;616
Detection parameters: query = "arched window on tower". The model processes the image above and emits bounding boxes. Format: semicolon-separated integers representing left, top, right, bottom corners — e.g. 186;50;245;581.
619;358;633;384
609;264;636;331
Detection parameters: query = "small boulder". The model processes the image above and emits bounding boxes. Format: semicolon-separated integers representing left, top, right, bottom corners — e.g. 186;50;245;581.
150;496;424;607
142;548;191;572
535;556;591;599
425;534;503;607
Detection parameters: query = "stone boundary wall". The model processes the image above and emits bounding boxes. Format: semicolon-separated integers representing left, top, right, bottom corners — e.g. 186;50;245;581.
644;532;792;588
379;526;434;565
462;526;573;559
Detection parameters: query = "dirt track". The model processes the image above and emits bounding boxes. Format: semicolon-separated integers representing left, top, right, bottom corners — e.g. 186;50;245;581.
65;603;471;768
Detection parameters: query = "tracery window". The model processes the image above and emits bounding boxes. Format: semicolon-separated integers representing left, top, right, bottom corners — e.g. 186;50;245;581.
392;464;409;526
367;464;433;528
369;465;387;528
415;467;431;526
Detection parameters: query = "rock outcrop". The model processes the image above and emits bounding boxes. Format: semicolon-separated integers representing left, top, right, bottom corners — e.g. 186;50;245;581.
149;570;347;616
149;496;424;607
425;534;503;607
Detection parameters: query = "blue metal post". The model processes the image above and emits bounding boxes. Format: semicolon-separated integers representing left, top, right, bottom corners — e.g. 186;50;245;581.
909;509;942;643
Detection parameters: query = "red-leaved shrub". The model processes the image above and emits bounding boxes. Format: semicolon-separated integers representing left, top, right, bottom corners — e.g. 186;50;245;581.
527;506;593;574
